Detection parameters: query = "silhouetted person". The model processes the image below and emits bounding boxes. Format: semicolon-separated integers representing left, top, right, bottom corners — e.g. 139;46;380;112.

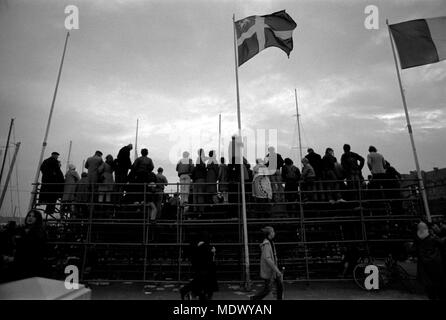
115;144;133;184
13;210;47;280
281;158;300;203
39;152;64;216
180;232;218;300
206;151;219;204
367;146;387;198
341;144;365;200
85;151;104;192
305;148;322;200
301;157;316;202
265;146;285;202
192;148;207;214
155;167;168;216
217;157;229;204
413;222;446;300
321;148;345;203
176;151;193;205
129;148;155;203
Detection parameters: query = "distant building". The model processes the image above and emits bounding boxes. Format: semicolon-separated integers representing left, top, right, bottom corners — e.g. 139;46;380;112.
402;167;446;217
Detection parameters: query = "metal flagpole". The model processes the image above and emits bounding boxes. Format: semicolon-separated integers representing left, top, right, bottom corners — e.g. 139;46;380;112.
294;89;303;165
386;19;431;222
0;118;14;188
134;119;139;161
218;114;222;158
233;14;251;289
28;32;70;212
0;142;21;212
66;140;72;172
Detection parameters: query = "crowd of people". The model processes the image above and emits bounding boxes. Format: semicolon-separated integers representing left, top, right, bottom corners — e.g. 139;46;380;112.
36;139;405;220
38;144;169;220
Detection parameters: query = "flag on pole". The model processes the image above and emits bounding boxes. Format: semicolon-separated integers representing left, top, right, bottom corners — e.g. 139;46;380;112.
389;17;446;69
235;10;297;66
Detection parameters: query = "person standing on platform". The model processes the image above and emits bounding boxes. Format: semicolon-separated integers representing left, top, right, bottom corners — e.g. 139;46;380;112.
85;151;104;192
155;167;168;216
62;164;80;214
39;152;65;216
250;226;283;300
341;144;365;201
206;151;219;204
130;148;155;203
192;148;207;215
115;144;133;191
305;148;323;201
176;151;194;205
265;147;285;203
98;154;115;203
367;146;387;198
281;158;300;203
217;157;229;204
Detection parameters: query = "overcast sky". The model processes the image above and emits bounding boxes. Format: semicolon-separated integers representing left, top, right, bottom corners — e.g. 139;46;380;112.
1;0;445;217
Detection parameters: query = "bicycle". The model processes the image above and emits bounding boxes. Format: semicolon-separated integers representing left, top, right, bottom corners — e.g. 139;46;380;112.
353;254;416;293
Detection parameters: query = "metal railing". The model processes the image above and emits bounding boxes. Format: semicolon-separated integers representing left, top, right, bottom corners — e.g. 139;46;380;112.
29;177;428;284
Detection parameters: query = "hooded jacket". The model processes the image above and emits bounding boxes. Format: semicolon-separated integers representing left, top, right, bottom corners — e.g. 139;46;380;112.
259;239;280;280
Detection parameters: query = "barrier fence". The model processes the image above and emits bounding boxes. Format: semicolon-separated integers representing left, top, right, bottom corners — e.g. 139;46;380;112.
28;177;432;285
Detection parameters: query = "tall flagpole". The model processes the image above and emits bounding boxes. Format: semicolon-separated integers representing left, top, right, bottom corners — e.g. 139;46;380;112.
66;140;72;172
386;19;431;222
233;14;251;289
294;89;303;165
28;32;70;212
218;114;222;158
134;119;139;161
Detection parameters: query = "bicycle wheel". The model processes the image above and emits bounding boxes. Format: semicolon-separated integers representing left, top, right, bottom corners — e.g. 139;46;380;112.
353;263;368;290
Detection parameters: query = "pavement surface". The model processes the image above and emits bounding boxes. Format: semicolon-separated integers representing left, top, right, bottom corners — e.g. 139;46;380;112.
89;280;426;300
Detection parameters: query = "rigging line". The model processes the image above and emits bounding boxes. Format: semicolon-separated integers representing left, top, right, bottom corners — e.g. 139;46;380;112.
12;124;21;218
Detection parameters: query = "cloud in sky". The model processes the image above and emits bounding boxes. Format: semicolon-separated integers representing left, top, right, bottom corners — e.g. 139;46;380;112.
0;0;445;216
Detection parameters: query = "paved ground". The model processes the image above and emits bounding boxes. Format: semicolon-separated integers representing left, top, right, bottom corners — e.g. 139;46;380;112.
89;281;426;300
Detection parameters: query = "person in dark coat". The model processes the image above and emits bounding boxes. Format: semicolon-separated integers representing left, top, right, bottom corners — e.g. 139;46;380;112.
13;210;47;280
321;148;345;203
413;222;446;300
192;149;207;214
305;148;323;201
340;144;365;200
281;158;300;203
115;144;133;185
39;152;64;216
180;232;218;300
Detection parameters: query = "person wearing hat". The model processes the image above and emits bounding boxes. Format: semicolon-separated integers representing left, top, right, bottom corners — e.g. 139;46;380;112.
250;226;283;300
85;151;104;191
39;152;64;216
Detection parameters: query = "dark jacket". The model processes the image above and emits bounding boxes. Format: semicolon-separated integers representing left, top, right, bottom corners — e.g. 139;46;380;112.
305;152;322;178
116;146;132;170
341;151;365;176
39;157;64;202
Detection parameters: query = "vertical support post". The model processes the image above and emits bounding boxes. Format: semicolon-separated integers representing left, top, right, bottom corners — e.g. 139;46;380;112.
233;14;250;289
294;89;303;165
218;114;222;158
298;180;310;283
386;19;431;222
